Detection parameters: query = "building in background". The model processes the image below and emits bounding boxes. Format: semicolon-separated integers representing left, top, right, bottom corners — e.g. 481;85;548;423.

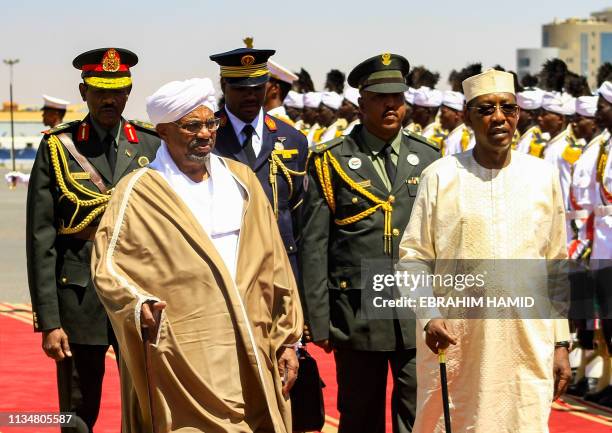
517;47;560;80
517;7;612;88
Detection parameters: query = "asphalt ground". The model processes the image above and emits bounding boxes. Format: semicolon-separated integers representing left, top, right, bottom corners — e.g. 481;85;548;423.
0;168;30;303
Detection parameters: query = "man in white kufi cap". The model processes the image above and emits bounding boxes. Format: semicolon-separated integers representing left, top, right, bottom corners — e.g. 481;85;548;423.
42;94;70;128
515;88;548;154
397;68;571;433
91;77;303;433
439;90;474;155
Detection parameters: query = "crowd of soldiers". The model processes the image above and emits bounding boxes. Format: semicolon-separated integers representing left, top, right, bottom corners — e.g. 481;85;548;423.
21;41;612;433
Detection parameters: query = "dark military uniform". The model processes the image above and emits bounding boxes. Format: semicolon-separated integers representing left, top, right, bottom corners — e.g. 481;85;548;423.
299;52;439;433
210;47;308;277
28;108;159;433
214;109;308;274
300;126;438;433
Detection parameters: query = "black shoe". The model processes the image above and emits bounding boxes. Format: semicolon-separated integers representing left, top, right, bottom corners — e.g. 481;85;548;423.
584;385;612;403
567;377;590;396
597;392;612;408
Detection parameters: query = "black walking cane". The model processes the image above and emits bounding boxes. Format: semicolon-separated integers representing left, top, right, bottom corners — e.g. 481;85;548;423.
142;305;162;433
439;349;452;433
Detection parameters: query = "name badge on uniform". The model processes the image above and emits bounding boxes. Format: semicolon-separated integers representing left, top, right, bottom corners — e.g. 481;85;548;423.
407;154;420;166
348;157;362;170
356;180;371;188
274;149;298;159
71;172;91;180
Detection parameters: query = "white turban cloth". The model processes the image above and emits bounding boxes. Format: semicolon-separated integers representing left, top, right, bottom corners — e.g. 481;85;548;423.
343;86;360;107
542;91;576;116
598;81;612;104
575;96;598;118
517;88;544;110
283;90;304;109
442;90;465;111
413;87;442;108
321;91;343;110
146;78;218;126
304;92;323;108
404;87;416;105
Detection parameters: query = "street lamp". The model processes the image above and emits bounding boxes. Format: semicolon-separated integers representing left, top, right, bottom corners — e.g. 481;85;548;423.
3;58;19;173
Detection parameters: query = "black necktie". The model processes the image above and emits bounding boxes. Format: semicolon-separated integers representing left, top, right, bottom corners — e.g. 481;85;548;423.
104;134;117;173
241;124;256;166
382;143;396;185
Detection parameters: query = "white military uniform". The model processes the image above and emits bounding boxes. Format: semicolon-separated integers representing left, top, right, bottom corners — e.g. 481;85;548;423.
569;129;610;258
444;124;475;155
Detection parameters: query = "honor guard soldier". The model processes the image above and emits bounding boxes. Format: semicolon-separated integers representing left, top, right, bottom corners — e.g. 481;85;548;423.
299;54;440;433
210;48;308;278
26;48;160;432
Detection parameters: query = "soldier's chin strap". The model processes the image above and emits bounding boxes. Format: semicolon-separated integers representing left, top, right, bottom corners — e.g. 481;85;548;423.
314;150;395;255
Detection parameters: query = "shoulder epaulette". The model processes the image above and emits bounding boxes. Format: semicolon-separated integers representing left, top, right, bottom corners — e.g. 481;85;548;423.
44;120;80;136
272;115;296;128
402;129;441;152
130;119;157;132
310;136;344;154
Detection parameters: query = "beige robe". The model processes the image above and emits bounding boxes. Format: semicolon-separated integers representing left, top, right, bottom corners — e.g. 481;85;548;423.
398;150;570;433
91;158;303;433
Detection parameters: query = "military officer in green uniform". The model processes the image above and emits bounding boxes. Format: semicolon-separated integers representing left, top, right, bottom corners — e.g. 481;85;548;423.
299;54;440;433
26;48;160;432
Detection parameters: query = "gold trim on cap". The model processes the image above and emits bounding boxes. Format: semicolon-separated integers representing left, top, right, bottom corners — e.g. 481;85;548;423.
220;63;269;78
84;76;132;89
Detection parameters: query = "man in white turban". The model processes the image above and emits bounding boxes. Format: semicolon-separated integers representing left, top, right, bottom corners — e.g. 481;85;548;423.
318;91;347;143
515;87;548;154
397;69;571;433
439;90;475;155
91;77;303;433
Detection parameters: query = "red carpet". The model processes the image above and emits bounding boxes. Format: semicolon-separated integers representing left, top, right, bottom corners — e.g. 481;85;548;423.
1;303;610;432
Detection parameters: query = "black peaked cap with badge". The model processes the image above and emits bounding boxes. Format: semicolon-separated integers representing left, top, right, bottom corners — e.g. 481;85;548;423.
73;47;138;90
347;53;410;93
210;48;276;87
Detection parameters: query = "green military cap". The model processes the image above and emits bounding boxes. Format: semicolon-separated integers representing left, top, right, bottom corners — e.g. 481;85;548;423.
347;53;410;93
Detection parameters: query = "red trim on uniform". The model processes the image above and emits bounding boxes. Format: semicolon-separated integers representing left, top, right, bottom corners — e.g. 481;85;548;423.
585;213;594;242
602;183;612;204
81;64;129;72
264;115;277;132
123;122;138;143
77;122;90;142
219;114;227;127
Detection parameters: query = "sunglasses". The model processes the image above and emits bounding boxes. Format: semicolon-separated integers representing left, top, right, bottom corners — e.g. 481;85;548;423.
468;103;519;117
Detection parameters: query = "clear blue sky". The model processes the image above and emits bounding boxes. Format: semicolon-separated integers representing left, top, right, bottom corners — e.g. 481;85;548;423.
1;0;608;119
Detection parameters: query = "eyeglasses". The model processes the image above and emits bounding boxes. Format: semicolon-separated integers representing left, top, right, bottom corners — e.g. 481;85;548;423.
468;103;519;117
172;118;221;134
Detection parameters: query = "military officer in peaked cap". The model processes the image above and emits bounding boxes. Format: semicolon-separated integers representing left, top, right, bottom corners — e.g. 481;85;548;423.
210;47;308;278
299;53;440;433
26;47;160;432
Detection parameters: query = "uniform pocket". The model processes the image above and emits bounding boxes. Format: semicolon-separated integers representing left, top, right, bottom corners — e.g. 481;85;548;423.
58;259;90;288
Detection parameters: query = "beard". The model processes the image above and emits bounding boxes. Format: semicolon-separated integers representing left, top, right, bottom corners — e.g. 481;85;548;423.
185;137;213;164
